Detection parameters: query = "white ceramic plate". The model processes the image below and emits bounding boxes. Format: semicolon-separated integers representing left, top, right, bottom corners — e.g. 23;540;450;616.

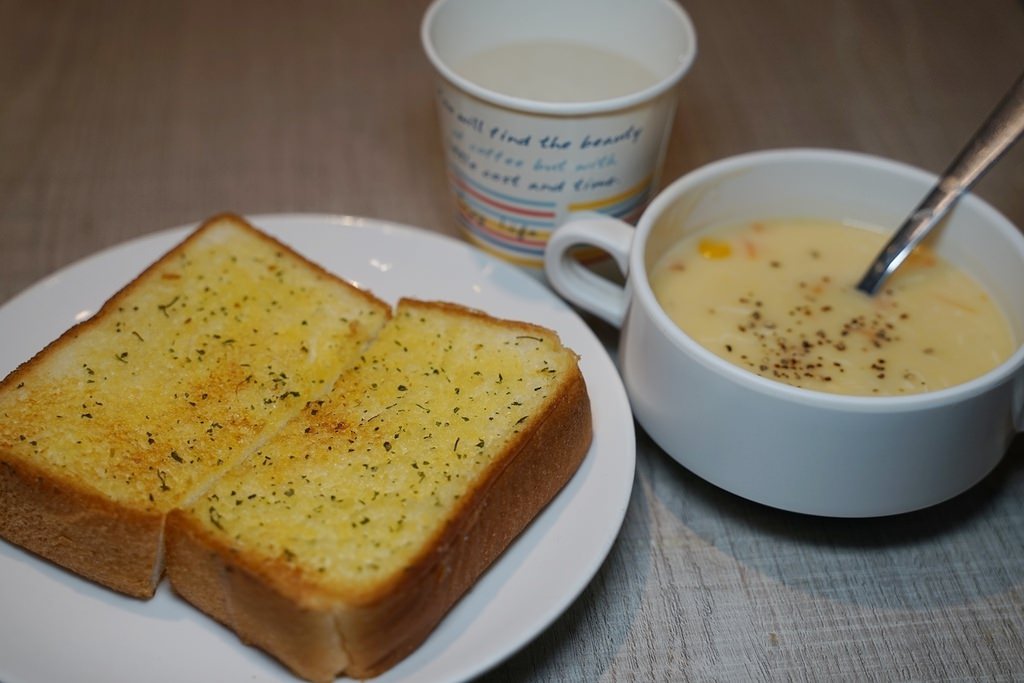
0;214;635;683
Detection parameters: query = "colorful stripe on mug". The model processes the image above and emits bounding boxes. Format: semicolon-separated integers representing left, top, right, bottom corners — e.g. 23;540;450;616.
449;169;557;223
448;167;654;266
569;175;652;222
455;200;549;251
455;212;548;267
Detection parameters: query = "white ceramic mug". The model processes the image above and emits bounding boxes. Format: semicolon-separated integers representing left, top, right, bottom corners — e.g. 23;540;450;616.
545;148;1024;517
421;0;697;270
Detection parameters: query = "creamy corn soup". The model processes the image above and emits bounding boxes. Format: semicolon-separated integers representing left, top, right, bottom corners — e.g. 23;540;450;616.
649;219;1016;396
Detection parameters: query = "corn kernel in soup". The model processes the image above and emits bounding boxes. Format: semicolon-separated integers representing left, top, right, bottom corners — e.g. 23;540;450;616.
649;219;1016;396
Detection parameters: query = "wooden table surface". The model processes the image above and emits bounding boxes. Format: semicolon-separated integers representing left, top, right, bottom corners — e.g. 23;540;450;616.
2;1;1023;680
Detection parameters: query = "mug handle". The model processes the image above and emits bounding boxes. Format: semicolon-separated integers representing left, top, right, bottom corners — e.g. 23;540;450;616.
1015;374;1024;433
544;212;635;328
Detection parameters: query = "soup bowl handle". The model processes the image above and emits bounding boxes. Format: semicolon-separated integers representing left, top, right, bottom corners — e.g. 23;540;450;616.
544;213;634;328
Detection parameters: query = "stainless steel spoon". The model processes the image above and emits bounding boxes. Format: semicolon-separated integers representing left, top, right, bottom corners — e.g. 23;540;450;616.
856;70;1024;296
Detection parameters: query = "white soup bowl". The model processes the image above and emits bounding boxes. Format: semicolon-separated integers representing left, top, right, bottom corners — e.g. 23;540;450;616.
544;148;1024;517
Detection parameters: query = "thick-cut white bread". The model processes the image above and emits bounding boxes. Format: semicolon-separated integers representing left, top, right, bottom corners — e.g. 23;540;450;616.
0;214;391;597
0;215;593;680
165;298;592;681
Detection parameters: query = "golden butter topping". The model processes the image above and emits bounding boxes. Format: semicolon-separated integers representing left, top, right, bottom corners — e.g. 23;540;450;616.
0;221;388;510
190;301;578;591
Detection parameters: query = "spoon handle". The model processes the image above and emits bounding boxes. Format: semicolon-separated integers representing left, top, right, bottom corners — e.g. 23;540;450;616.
856;70;1024;295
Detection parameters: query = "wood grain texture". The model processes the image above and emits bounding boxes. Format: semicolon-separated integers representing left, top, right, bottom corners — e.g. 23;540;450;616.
1;0;1023;680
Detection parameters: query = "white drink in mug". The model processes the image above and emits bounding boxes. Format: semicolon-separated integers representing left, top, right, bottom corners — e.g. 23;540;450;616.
452;40;662;104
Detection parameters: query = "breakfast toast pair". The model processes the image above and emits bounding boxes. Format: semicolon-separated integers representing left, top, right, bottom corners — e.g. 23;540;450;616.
0;214;592;680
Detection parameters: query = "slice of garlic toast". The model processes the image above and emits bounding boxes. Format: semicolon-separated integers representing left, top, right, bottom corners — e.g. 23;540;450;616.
166;298;592;681
0;214;390;597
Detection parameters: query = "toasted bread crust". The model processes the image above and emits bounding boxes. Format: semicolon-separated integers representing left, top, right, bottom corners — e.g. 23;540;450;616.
166;511;353;681
0;220;225;597
166;347;592;681
342;364;592;678
0;450;164;597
